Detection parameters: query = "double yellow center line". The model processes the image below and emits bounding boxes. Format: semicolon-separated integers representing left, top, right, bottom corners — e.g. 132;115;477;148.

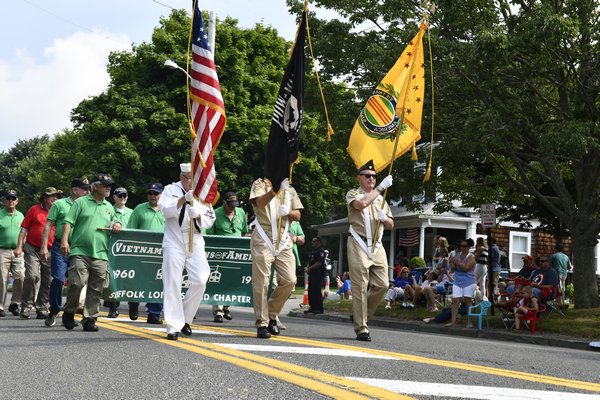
98;319;412;400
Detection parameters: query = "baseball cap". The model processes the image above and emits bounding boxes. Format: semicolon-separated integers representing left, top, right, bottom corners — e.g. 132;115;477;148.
147;183;163;193
113;187;128;196
223;191;239;207
71;177;91;189
44;187;60;196
4;190;18;200
91;173;114;186
522;255;533;261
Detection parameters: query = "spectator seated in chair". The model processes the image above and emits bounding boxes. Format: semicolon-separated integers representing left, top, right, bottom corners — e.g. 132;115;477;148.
530;257;558;302
497;255;537;302
514;286;539;331
384;267;416;309
335;272;352;300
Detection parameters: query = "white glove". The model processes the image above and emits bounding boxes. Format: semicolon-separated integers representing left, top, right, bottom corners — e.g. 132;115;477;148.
278;204;290;217
280;178;289;190
377;209;388;222
376;175;393;192
187;204;202;219
185;191;195;202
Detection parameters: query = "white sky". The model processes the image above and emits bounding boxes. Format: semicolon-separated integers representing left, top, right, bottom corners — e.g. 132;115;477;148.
0;0;324;152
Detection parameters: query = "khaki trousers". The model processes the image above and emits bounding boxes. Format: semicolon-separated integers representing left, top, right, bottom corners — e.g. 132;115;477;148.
251;232;296;327
0;248;23;309
64;255;107;319
21;242;51;312
347;237;388;334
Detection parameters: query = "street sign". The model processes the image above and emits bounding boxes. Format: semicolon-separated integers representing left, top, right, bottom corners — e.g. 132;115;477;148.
481;203;496;227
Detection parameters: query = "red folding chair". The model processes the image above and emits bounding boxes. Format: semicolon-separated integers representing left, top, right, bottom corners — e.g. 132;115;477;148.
522;303;547;334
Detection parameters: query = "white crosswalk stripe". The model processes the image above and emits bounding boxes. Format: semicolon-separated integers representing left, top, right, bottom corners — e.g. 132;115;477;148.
350;378;600;400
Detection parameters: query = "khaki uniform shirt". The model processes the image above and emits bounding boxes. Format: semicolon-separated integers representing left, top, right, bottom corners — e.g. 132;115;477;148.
346;187;392;238
250;181;303;240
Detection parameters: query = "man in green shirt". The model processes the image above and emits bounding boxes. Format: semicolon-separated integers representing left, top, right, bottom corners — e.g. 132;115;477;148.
105;186;133;318
0;190;25;317
60;173;122;332
205;191;248;323
39;178;90;327
123;183;165;323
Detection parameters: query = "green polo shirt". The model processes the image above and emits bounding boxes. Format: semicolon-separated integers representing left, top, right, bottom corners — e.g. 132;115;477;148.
0;208;25;248
205;206;248;237
289;220;305;267
114;206;133;228
47;197;74;241
128;202;165;232
64;194;117;261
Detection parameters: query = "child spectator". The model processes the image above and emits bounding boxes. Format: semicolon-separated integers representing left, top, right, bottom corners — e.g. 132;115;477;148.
514;286;539;330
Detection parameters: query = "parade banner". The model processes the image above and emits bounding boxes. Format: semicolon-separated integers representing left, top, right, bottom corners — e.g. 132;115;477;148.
103;229;254;307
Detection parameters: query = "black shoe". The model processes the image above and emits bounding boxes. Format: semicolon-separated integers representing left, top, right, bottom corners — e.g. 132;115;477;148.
62;312;76;330
8;303;19;316
356;332;372;342
19;309;30;319
36;310;48;319
167;332;179;340
257;326;271;339
181;323;192;337
312;310;324;315
147;314;163;324
303;309;314;314
267;319;280;335
214;314;224;323
0;310;5;317
107;309;119;318
129;303;139;320
223;310;232;320
83;319;99;332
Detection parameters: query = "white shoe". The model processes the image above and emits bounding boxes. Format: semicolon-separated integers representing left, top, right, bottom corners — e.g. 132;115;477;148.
384;304;391;310
423;317;433;323
408;303;415;309
402;302;408;308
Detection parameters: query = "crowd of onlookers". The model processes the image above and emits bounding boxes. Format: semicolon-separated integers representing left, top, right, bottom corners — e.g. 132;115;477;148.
378;235;572;330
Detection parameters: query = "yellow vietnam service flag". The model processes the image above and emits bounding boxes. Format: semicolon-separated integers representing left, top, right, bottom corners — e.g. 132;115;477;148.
347;24;426;172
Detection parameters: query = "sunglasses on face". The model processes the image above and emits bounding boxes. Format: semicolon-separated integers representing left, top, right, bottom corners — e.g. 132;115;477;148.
359;174;376;179
5;197;17;201
116;194;127;198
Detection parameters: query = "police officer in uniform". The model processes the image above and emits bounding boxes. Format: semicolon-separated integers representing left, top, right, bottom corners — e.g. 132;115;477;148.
250;178;303;339
346;160;393;341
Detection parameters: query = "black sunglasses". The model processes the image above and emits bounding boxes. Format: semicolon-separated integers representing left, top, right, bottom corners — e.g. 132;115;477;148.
5;197;17;201
116;194;128;198
359;174;376;178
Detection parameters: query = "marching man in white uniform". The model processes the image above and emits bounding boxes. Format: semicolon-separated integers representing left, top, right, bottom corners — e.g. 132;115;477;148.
158;163;216;340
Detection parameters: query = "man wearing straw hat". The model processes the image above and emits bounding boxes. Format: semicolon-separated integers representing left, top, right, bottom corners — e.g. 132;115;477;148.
346;160;394;342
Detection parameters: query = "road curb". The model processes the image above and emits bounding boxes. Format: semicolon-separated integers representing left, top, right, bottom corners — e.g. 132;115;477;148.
288;310;597;352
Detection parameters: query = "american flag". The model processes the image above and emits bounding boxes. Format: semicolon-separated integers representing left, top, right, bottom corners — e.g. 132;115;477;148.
398;228;420;247
189;2;226;203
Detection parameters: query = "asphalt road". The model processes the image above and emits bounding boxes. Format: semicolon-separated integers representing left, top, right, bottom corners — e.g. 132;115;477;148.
1;299;599;400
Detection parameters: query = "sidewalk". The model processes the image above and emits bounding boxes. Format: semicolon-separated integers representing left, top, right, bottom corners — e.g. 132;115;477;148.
286;305;599;352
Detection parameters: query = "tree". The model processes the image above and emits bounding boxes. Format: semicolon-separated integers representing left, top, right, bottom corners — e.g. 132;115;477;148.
59;9;357;227
300;0;599;307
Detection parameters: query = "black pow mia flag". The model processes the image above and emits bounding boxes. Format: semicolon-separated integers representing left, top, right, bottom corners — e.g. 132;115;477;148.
264;9;306;193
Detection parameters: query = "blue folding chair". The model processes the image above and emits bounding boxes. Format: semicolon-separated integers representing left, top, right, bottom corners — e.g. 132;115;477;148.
467;300;492;330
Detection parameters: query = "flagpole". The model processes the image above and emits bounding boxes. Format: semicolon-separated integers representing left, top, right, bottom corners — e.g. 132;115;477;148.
371;24;425;253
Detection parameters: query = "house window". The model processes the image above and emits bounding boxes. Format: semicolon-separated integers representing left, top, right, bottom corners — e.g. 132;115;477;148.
509;231;531;272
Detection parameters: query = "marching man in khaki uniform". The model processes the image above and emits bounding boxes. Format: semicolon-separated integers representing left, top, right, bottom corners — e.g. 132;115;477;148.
346;160;394;342
250;178;303;339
